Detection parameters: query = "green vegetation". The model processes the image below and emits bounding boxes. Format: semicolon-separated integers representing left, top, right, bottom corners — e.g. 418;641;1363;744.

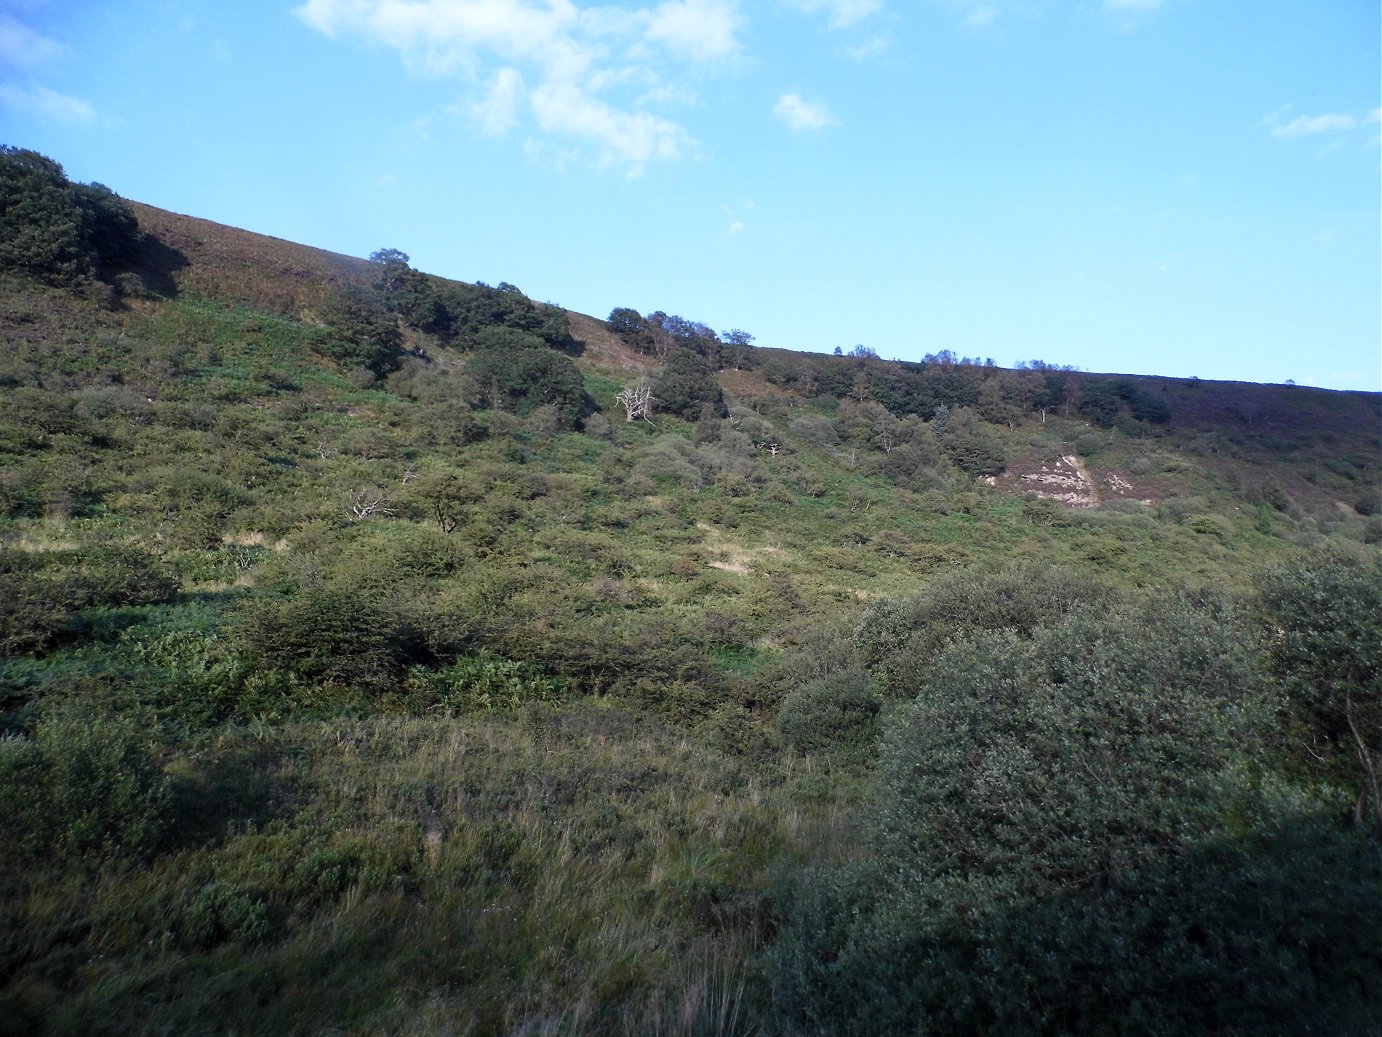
1;148;1379;1035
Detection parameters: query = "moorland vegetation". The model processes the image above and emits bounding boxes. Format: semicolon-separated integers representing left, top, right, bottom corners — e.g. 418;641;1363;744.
1;146;1379;1036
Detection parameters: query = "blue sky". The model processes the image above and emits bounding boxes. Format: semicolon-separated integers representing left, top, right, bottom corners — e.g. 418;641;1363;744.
2;0;1378;391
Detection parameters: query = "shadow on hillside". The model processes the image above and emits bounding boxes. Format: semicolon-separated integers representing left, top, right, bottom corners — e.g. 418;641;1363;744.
548;328;585;358
786;810;1382;1036
130;232;190;297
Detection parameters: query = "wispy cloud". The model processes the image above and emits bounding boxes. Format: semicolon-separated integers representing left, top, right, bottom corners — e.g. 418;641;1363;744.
0;12;95;124
774;92;836;131
1262;105;1370;139
1271;113;1356;138
1103;0;1163;11
470;67;526;134
644;0;741;61
296;0;744;175
941;0;1163;30
0;82;94;123
0;14;63;68
720;199;753;235
843;34;891;59
788;0;884;30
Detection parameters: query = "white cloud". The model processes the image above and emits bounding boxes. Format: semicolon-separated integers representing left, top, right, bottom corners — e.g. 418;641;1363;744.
789;0;883;29
0;81;94;122
644;0;741;61
720;199;752;234
773;92;836;131
0;14;63;68
531;79;693;174
296;0;747;173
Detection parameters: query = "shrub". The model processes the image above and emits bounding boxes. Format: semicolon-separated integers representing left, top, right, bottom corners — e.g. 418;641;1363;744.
231;586;420;688
468;343;590;428
1;704;169;864
0;147;142;288
1256;549;1382;827
768;599;1382;1037
776;668;881;762
315;285;404;374
653;349;726;421
853;561;1115;695
0;546;179;657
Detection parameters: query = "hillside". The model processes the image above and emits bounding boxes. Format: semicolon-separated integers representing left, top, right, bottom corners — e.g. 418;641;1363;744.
133;201;1382;529
1;152;1379;1036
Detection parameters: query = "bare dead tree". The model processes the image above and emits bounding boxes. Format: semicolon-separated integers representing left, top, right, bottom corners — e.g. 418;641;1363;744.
615;378;656;423
349;486;397;520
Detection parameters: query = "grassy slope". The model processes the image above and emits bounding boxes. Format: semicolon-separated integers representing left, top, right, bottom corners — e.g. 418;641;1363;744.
0;204;1378;1035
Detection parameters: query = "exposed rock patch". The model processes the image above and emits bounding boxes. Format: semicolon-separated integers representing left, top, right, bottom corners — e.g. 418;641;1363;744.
1021;455;1101;508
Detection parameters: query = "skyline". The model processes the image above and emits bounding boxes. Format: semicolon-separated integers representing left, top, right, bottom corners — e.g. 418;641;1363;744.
2;0;1379;391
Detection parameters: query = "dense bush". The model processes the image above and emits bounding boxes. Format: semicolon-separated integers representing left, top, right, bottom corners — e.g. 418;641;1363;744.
0;703;169;864
0;546;179;656
468;342;590;428
1256;549;1382;827
775;667;881;762
770;598;1381;1036
853;561;1114;695
231;585;425;688
315;285;405;374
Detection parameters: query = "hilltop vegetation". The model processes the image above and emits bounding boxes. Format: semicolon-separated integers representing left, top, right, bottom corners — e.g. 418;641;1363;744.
1;148;1379;1036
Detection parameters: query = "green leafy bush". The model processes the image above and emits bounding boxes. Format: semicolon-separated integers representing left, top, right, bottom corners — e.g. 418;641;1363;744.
853;561;1114;695
1257;549;1382;827
769;599;1382;1036
468;342;590;428
775;668;881;762
653;349;726;420
0;546;179;657
315;285;404;374
231;585;423;688
0;704;169;864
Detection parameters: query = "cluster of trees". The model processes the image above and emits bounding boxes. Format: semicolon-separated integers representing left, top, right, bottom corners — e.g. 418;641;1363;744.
309;250;589;425
0;146;143;293
1080;377;1173;428
370;249;571;351
607;306;755;370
